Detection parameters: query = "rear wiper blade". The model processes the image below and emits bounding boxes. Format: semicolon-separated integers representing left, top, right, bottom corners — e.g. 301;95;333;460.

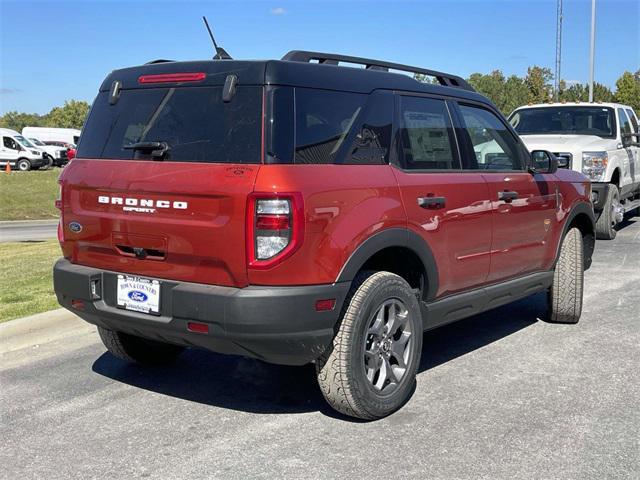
123;141;170;159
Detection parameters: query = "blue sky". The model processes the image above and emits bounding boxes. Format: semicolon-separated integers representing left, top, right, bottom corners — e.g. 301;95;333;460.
1;0;638;114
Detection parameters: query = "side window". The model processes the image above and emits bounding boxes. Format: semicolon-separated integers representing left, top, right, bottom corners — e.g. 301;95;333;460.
458;104;523;170
3;137;17;150
618;109;633;135
625;109;639;133
294;89;365;164
345;93;393;165
397;96;460;170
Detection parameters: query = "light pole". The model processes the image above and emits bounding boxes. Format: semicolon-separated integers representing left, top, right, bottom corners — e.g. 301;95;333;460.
555;0;563;101
588;0;596;102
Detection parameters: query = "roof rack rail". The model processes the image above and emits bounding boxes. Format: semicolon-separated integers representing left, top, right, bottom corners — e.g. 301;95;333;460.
281;50;474;91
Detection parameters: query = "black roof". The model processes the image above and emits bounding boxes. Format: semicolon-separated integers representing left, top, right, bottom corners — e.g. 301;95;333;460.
99;51;488;104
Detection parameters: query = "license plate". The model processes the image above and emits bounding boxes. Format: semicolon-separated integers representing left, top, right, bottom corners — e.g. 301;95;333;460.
116;275;161;314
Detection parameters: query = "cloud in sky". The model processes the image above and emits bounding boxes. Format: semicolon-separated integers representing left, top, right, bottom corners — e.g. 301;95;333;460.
0;88;21;95
270;7;286;15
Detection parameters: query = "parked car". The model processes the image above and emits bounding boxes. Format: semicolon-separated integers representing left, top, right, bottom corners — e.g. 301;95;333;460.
27;137;68;167
0;128;48;171
54;51;595;419
509;102;640;239
42;141;76;161
22;127;81;146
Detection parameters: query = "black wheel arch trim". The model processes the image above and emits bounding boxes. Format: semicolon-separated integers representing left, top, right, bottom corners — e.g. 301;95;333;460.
555;201;595;270
336;228;439;301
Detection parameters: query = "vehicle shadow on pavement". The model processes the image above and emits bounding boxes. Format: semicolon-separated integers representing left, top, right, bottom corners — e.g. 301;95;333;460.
92;293;547;418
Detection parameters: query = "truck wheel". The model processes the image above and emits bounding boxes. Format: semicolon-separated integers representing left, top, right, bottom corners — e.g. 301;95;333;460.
316;271;423;420
595;184;620;240
547;227;584;324
17;158;31;171
44;154;54;169
98;326;185;365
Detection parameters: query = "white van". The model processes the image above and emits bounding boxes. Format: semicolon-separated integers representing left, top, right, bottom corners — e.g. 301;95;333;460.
22;127;81;146
0;128;48;171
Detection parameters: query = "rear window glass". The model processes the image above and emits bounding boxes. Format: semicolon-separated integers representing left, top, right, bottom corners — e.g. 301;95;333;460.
77;86;262;163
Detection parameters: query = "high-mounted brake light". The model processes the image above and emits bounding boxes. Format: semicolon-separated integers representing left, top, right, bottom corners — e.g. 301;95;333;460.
247;193;304;269
138;72;206;84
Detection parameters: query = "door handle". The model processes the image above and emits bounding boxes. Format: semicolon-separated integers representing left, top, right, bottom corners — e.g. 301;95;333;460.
418;196;446;209
498;190;518;202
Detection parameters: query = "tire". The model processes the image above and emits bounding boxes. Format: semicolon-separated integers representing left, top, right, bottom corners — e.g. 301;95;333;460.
16;158;31;171
316;271;423;420
547;227;584;324
98;326;185;365
595;184;619;240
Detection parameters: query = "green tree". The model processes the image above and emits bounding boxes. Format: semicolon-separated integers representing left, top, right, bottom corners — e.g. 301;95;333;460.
466;71;528;115
501;75;529;115
413;73;439;84
524;66;553;103
559;82;614;103
614;70;640;110
44;100;90;129
0;111;45;131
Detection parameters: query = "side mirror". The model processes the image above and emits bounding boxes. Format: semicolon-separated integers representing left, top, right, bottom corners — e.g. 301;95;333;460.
529;150;558;174
621;132;640;148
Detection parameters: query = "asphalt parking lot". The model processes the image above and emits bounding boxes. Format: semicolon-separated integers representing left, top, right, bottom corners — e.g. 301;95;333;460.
1;218;638;480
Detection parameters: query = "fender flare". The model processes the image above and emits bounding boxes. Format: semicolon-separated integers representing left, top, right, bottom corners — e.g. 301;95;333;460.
336;228;439;301
555;201;595;269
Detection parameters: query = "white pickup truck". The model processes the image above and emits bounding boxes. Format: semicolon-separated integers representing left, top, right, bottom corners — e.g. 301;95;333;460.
509;102;640;239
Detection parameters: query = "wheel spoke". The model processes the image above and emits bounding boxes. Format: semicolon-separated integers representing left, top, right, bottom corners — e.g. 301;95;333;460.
390;341;408;370
374;356;389;390
388;308;409;337
368;307;385;336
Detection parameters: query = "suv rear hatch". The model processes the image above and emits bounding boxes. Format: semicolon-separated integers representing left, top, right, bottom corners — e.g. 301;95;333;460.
59;62;265;287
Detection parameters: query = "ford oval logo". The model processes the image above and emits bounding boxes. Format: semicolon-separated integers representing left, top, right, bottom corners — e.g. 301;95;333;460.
68;221;82;233
128;291;148;302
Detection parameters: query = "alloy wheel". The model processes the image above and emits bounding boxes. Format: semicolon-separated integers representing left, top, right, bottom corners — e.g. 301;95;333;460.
363;299;414;394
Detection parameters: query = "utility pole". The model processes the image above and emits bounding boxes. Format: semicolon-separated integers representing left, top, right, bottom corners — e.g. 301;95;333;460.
554;0;563;101
588;0;596;102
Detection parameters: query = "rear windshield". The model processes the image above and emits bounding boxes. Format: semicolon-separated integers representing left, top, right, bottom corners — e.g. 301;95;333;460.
77;86;262;163
509;106;616;138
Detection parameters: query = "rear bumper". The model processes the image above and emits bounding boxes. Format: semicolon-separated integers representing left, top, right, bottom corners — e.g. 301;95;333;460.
53;259;349;365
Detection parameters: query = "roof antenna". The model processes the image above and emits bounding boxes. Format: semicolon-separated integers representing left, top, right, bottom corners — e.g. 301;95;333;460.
202;16;232;60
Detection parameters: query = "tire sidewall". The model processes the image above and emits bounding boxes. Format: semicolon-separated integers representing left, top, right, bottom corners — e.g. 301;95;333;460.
17;159;30;171
346;275;423;416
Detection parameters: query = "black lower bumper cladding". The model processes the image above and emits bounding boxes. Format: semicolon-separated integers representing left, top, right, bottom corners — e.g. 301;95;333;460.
53;259;350;365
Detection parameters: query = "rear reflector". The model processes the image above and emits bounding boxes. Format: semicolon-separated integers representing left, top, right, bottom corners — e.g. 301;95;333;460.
256;214;290;230
315;299;336;312
138;72;206;84
187;322;209;334
71;299;86;311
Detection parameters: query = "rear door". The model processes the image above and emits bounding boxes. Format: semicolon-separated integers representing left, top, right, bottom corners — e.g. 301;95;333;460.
454;102;558;282
618;108;639;192
624;108;640;189
392;95;492;297
60;83;263;288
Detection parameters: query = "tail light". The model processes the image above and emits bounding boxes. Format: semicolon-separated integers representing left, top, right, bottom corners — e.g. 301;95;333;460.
247;193;304;269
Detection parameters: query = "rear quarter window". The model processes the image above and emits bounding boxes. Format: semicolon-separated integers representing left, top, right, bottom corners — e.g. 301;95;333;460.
266;87;393;165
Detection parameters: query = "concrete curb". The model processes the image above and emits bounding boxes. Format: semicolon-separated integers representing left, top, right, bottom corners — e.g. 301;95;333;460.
0;309;93;355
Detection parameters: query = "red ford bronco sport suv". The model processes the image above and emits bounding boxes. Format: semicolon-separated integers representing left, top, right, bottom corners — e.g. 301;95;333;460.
54;51;595;419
